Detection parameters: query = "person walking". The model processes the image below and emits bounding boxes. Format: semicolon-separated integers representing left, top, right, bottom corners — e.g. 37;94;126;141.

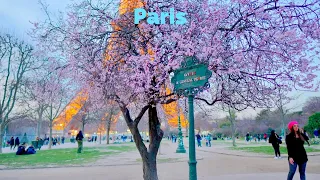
61;136;65;144
269;130;281;159
76;130;84;153
245;132;250;143
14;137;20;150
286;121;309;180
263;133;268;142
196;133;202;147
9;137;14;150
206;134;211;147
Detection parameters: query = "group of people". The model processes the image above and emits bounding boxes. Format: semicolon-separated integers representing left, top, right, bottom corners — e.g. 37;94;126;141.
88;136;97;142
268;121;313;180
7;137;37;155
168;134;177;143
196;133;211;147
16;143;36;155
245;132;268;143
8;136;20;150
44;136;65;146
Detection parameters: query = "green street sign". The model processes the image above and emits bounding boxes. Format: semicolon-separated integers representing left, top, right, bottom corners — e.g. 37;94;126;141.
171;56;212;96
171;56;212;180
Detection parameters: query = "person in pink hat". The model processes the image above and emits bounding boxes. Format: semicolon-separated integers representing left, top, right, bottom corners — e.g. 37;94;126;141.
286;121;309;180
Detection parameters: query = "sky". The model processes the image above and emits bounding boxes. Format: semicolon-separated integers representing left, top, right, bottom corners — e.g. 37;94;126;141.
1;0;320;118
0;0;70;42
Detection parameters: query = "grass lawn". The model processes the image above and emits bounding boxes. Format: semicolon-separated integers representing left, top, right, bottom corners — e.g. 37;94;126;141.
230;145;320;155
0;145;136;168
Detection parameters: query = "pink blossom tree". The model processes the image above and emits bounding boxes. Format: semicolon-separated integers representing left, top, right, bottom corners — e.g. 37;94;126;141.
32;0;320;179
25;57;70;149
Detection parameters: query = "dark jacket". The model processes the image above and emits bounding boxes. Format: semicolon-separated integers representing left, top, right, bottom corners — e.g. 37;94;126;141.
269;131;280;145
15;137;20;145
16;146;26;155
196;134;201;140
26;146;36;154
245;133;250;140
10;138;14;145
286;133;308;164
76;131;84;141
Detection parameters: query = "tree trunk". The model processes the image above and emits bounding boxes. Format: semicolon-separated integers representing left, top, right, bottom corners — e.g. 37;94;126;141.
131;126;158;180
228;108;237;147
281;109;285;137
144;106;163;180
148;106;163;155
48;120;53;149
0;123;3;153
142;154;158;180
121;104;163;180
82;122;85;134
37;110;43;138
37;120;41;138
231;122;236;147
131;125;159;180
106;119;111;144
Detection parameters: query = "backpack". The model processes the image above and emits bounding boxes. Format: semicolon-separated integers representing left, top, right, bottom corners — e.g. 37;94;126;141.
277;137;282;144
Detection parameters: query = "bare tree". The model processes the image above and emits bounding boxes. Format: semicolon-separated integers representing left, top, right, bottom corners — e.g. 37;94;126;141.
0;34;35;153
40;70;67;149
20;77;49;138
105;105;120;144
75;100;93;134
303;97;320;115
227;108;237;147
273;88;301;136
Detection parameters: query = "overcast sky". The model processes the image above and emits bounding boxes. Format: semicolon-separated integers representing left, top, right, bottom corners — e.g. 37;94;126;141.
1;0;320;118
0;0;70;41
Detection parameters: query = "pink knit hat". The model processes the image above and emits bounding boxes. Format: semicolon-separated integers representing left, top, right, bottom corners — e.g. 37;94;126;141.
288;121;298;130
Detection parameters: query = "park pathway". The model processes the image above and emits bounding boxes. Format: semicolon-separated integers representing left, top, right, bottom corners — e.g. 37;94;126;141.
0;139;320;179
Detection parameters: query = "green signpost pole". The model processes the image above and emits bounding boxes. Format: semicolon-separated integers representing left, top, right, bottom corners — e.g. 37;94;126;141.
171;56;212;180
188;94;197;180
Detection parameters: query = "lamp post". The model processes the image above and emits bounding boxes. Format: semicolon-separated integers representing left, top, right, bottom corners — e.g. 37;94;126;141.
176;102;186;153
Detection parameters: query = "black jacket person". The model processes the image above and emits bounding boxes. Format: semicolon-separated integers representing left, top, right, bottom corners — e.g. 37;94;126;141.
269;130;281;158
286;121;308;180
